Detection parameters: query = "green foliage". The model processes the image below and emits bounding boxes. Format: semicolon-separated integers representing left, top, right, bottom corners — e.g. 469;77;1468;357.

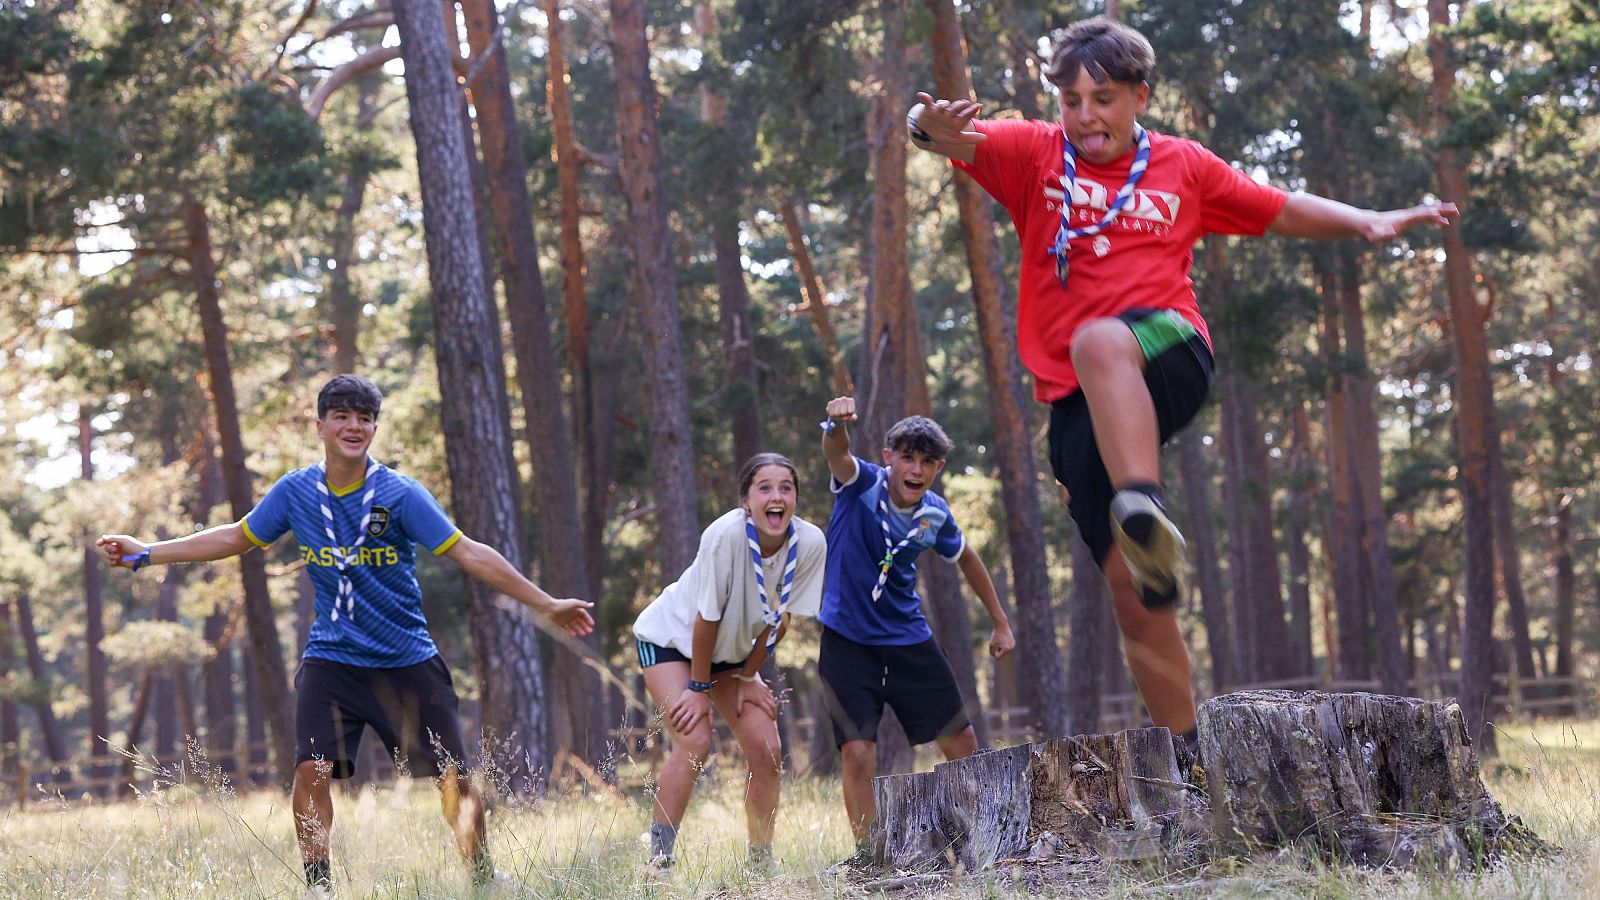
223;82;330;206
100;620;214;670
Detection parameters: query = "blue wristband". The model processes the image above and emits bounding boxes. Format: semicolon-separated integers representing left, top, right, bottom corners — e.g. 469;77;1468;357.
819;418;836;436
122;550;152;572
687;679;713;694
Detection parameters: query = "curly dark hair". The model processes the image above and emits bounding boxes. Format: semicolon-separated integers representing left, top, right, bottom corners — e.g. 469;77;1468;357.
884;416;953;461
1044;17;1155;88
317;374;383;420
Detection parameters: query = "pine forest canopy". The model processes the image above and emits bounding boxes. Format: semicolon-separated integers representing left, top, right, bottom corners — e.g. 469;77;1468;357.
0;0;1595;784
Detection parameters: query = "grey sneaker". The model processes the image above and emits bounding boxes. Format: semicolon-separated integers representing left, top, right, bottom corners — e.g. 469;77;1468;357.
644;853;675;882
1110;489;1185;609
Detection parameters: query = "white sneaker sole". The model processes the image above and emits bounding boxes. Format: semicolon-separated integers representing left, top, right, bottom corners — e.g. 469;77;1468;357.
1110;491;1185;597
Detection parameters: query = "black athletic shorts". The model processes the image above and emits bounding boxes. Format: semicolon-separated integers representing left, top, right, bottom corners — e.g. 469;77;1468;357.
294;654;468;779
1048;307;1214;566
635;639;746;675
818;626;970;748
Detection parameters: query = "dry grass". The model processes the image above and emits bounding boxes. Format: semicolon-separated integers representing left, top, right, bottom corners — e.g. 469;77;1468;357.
0;721;1596;898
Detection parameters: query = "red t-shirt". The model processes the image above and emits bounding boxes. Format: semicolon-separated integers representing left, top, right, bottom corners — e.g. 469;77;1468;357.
953;119;1288;402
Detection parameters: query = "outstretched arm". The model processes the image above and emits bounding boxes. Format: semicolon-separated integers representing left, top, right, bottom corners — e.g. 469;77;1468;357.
905;91;988;164
822;396;860;486
1268;193;1459;242
957;543;1015;659
97;522;256;569
443;536;594;636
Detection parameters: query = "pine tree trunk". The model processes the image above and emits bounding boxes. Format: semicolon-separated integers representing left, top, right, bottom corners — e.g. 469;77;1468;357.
15;594;68;767
693;4;763;468
1487;427;1536;690
1428;0;1496;755
925;0;1068;739
1176;432;1233;691
1337;247;1407;693
780;201;853;395
544;0;610;597
1284;405;1316;678
326;77;377;375
0;601;20;776
1318;261;1370;682
182;195;296;782
459;0;606;766
78;408;111;782
392;0;552;789
1065;535;1108;735
606;0;701;577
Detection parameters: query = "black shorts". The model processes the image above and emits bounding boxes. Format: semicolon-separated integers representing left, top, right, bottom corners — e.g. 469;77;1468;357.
818;626;970;748
1048;307;1214;566
635;639;745;675
294;654;468;779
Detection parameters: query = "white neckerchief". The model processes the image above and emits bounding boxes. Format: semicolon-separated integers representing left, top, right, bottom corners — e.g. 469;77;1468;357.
315;458;382;623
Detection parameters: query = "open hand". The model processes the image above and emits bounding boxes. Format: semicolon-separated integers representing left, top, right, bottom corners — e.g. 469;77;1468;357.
911;92;989;145
1364;201;1459;242
735;675;778;720
96;535;149;568
546;597;595;636
667;688;712;734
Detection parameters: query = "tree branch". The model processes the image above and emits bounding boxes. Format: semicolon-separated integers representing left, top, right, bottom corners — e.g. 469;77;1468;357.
259;0;320;81
306;45;401;119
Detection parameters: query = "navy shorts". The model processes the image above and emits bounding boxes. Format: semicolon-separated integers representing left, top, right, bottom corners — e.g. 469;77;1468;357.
635;639;746;675
818;626;970;748
294;654;468;779
1047;307;1214;566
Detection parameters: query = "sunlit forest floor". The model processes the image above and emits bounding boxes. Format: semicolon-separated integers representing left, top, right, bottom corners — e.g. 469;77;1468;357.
1;721;1597;898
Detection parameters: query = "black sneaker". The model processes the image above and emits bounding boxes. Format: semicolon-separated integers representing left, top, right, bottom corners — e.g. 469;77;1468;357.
1110;489;1185;609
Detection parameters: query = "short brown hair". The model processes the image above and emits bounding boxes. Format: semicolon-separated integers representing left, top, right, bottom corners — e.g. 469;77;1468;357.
884;416;953;461
1044;17;1155;89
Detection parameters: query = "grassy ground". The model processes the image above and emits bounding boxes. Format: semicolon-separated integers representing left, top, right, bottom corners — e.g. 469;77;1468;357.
1;721;1597;898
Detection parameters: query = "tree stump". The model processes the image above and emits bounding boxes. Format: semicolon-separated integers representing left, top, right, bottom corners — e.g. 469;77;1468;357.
870;727;1188;872
865;693;1541;877
1199;690;1539;868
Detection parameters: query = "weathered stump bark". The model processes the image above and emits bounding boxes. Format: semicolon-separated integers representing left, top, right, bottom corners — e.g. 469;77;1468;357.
865;693;1541;877
1199;690;1537;868
871;727;1186;872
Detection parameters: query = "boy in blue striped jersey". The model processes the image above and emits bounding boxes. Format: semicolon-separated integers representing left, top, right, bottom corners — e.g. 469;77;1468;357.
98;375;593;892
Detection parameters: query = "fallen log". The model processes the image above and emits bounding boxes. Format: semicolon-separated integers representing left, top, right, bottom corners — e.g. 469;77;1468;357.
863;692;1541;877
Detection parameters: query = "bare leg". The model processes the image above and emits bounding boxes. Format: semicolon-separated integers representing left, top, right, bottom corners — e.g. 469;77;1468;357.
1071;317;1160;489
935;724;978;761
642;662;713;830
838;739;877;846
1105;548;1197;733
437;765;490;877
292;759;335;870
709;681;782;847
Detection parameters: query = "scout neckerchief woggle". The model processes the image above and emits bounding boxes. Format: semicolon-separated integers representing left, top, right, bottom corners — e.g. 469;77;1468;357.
872;487;930;603
745;513;799;650
316;458;382;623
1047;123;1151;289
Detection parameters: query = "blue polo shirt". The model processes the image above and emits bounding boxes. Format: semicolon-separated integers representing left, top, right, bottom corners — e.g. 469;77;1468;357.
242;460;462;667
820;456;965;645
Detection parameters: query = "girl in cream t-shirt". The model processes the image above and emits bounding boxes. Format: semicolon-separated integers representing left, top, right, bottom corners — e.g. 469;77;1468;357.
631;452;824;875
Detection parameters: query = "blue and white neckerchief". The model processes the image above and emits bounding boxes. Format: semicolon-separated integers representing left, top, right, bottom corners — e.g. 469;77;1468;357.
315;458;382;623
1047;123;1151;289
744;514;799;650
872;488;930;604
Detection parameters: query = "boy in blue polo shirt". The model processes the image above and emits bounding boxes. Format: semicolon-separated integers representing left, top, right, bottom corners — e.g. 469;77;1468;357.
818;395;1015;858
97;375;593;892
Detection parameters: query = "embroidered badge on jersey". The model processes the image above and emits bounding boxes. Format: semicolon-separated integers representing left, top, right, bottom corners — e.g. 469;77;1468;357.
366;506;391;537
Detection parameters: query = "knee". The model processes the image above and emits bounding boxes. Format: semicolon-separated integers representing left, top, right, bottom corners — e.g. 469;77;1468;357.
294;759;330;789
839;741;876;776
749;740;783;780
672;728;713;763
1070;317;1138;372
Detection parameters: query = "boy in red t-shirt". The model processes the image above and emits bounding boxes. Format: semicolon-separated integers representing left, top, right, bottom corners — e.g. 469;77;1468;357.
907;17;1457;759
